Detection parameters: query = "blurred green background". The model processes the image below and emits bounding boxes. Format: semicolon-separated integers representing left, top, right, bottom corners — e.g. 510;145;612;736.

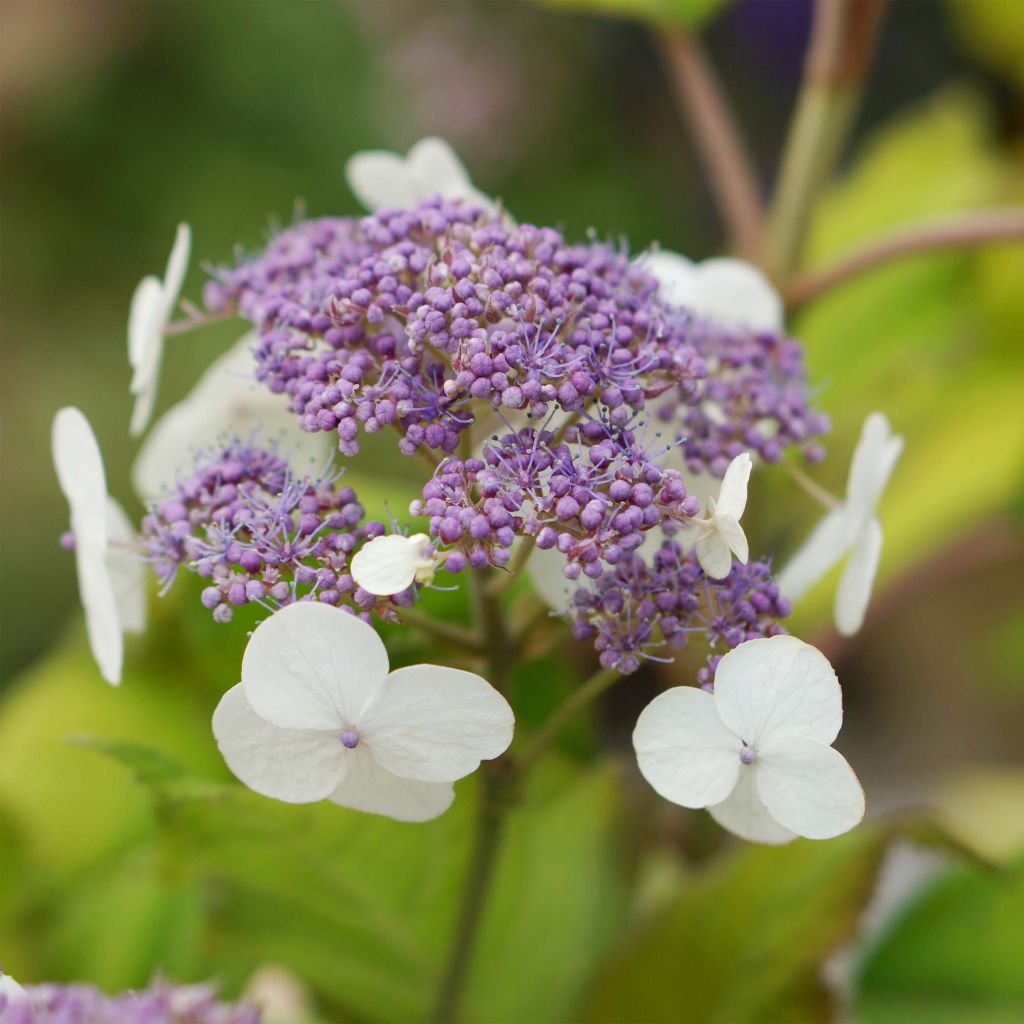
1;1;1022;1021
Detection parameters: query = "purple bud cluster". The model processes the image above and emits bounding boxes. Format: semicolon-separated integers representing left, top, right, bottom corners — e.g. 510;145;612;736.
409;419;701;576
569;541;790;676
0;977;258;1024
659;318;830;476
140;442;401;623
206;197;717;461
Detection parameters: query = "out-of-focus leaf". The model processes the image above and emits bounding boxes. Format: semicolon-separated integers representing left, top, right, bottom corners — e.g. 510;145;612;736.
88;756;621;1022
536;0;729;30
585;826;892;1023
945;0;1024;91
854;859;1024;1024
931;770;1024;865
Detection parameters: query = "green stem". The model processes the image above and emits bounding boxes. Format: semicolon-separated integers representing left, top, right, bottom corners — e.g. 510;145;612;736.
398;607;482;654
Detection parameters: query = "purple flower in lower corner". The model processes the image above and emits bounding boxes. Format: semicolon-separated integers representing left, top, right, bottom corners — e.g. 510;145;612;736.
632;635;864;844
213;603;514;821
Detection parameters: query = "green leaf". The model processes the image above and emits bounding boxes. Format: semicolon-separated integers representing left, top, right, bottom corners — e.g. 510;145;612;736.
535;0;729;31
585;826;892;1023
854;860;1024;1024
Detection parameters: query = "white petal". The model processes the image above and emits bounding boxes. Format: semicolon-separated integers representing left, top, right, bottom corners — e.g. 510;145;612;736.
161;222;191;319
645;252;784;333
527;544;575;612
777;509;854;603
715;452;752;519
350;534;434;596
241;603;389;731
408;137;473;196
328;745;455;822
132;334;331;499
52;407;108;532
0;972;27;1003
76;539;124;686
755;735;865;840
632;687;742;808
213;684;347;803
128;275;163;369
834;517;884;637
695;530;733;580
106;498;147;634
713;635;843;748
708;768;797;845
345;151;419;211
360;665;514;783
717;512;749;564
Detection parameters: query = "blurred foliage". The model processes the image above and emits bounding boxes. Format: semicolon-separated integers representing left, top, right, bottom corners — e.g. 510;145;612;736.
2;0;1024;1020
536;0;729;31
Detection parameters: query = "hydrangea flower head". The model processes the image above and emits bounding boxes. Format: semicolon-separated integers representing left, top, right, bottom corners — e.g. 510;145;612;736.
133;333;332;500
779;412;904;635
213;603;514;821
53;407;146;685
633;635;864;843
128;223;191;437
345;136;493;213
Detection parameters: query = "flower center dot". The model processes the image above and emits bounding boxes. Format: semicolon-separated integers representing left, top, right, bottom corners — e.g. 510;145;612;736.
340;730;360;749
739;744;756;765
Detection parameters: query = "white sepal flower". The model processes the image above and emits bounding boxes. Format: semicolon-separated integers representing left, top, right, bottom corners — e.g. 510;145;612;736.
132;333;332;500
350;533;438;596
695;452;752;580
128;222;191;438
645;252;784;333
346;137;493;213
778;412;904;636
52;407;146;685
633;635;864;844
0;971;27;1004
213;603;514;822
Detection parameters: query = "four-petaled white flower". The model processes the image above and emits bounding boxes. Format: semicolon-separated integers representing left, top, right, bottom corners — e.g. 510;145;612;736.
213;602;514;821
53;407;147;685
132;333;333;500
345;137;493;214
694;452;752;580
633;634;865;844
350;533;438;596
778;412;904;636
128;222;191;437
644;252;784;333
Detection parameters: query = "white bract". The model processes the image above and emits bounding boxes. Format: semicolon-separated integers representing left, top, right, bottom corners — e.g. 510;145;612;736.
132;333;333;500
644;252;784;333
213;603;514;822
346;137;493;213
778;412;904;636
0;972;26;1004
633;634;864;844
128;222;191;437
52;407;146;685
350;533;438;596
694;452;752;580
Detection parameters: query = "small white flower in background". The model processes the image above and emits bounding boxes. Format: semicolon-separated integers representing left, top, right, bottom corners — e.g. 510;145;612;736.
132;332;333;500
633;634;864;844
345;136;494;213
213;603;514;822
52;407;146;686
644;251;784;333
778;412;904;637
350;532;438;596
694;451;752;580
128;222;191;438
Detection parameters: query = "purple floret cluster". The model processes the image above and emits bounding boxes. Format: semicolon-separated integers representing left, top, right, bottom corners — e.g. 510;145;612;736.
204;197;825;473
141;442;403;624
0;977;258;1024
570;541;791;676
